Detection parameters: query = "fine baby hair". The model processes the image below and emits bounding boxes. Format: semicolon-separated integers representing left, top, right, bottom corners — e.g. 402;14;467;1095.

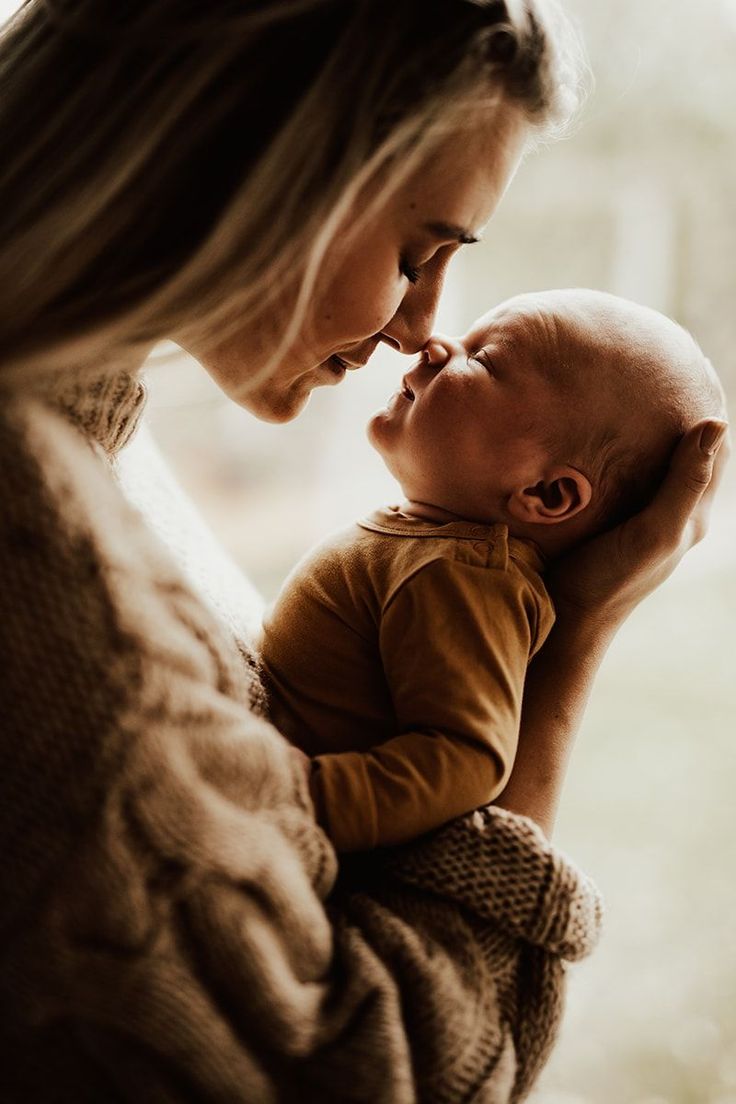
530;289;726;536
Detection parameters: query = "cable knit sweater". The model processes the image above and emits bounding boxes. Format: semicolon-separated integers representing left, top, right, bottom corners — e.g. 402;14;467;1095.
0;366;603;1103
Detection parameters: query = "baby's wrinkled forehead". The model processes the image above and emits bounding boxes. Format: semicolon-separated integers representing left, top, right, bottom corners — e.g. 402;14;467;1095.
463;294;574;383
465;289;723;436
464;289;708;395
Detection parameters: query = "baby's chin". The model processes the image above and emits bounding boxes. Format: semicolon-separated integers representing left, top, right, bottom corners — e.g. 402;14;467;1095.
365;410;389;455
365;413;402;476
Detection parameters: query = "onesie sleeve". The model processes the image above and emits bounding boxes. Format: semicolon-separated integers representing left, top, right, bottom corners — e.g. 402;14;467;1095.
312;554;550;851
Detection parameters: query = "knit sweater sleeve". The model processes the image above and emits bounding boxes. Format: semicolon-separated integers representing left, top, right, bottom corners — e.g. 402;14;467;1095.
332;805;602;1104
1;396;602;1104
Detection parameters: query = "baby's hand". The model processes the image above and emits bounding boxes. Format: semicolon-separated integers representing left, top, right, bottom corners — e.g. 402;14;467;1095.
288;745;328;828
547;419;729;634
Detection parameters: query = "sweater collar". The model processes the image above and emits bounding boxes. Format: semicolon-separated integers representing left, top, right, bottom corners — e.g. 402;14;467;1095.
35;358;148;458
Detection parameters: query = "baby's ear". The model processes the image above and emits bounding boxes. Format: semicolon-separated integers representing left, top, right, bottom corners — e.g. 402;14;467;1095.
507;466;592;526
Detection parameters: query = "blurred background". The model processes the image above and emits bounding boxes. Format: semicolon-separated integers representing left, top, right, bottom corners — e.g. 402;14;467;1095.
3;0;734;1099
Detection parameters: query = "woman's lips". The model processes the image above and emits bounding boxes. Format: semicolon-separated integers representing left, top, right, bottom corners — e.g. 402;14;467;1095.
327;353;368;376
326;354;348;377
400;377;415;400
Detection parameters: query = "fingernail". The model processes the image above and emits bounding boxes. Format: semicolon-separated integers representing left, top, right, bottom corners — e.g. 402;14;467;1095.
699;421;728;455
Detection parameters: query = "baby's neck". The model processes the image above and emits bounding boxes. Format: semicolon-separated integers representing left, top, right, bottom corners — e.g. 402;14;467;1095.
397;499;484;525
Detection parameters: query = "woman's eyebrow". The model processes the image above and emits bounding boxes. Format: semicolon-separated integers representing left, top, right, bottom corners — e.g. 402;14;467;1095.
424;221;480;245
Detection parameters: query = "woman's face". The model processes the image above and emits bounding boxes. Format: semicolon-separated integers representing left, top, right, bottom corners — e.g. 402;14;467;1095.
194;102;528;422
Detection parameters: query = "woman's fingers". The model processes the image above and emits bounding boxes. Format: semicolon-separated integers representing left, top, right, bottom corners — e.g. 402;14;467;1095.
630;419;729;558
548;418;729;630
693;421;731;541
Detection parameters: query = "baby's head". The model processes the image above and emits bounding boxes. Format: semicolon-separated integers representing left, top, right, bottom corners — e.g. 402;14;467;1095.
368;288;725;556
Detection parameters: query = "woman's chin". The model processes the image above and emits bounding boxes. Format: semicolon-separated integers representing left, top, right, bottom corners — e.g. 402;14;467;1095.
237;374;332;423
219;360;349;423
238;388;310;423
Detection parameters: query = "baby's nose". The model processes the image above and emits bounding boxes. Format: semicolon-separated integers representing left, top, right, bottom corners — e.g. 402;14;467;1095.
424;339;448;367
424;335;463;368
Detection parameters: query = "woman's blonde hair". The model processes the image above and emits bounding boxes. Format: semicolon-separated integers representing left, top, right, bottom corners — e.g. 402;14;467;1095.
0;0;587;380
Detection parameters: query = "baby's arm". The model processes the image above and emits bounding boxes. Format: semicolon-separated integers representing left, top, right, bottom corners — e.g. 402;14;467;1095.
311;555;551;851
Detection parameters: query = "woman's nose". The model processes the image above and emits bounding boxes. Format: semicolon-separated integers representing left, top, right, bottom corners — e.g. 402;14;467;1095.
379;264;448;354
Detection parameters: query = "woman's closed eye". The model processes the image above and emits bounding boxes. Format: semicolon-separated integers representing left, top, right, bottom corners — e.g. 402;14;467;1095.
399;257;423;284
400;238;461;286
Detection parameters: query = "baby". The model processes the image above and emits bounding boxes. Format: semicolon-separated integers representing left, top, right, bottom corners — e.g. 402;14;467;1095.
261;289;725;852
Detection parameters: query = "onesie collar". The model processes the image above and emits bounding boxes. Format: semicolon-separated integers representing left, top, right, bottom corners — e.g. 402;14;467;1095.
358;505;546;572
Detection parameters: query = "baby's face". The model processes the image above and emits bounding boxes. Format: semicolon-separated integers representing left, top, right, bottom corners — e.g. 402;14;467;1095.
368;294;568;521
369;288;722;533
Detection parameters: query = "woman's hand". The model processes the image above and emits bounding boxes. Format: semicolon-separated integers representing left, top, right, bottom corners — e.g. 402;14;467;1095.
496;418;729;836
547;419;730;637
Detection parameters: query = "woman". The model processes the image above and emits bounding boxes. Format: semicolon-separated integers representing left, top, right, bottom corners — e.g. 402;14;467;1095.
0;1;727;1102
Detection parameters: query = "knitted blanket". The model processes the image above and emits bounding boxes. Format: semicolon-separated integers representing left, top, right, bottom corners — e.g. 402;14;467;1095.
0;379;602;1103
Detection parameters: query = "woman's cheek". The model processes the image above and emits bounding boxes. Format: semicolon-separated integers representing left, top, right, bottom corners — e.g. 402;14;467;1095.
356;257;404;328
325;254;404;341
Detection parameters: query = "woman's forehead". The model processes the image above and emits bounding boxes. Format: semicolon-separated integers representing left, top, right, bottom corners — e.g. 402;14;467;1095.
394;103;528;232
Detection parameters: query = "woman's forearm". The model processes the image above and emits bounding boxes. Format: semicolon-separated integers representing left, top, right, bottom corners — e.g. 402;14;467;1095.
496;422;728;837
495;616;615;837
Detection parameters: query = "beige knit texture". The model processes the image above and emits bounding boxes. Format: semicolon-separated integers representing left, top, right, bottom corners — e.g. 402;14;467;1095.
0;375;603;1103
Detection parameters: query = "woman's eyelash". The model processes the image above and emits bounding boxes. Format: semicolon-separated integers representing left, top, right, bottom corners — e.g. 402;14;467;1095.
399;258;422;284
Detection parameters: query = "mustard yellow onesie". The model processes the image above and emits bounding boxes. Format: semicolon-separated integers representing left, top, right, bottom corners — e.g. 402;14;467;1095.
261;506;555;852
